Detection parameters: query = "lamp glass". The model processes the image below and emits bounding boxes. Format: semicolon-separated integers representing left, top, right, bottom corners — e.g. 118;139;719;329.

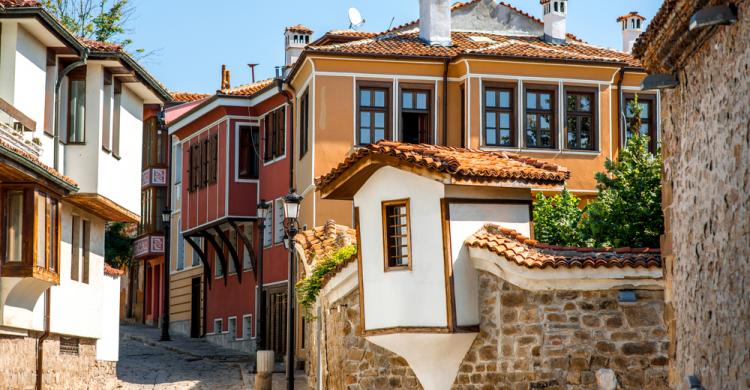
282;193;302;220
161;210;171;223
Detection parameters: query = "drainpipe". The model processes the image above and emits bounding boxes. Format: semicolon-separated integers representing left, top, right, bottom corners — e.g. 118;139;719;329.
442;58;449;146
35;289;51;390
53;50;89;170
616;67;627;150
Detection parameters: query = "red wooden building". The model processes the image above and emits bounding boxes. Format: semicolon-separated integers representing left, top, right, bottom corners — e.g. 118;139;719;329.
165;70;292;356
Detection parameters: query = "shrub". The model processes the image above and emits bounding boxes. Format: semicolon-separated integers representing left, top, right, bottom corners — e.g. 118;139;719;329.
296;245;357;316
533;188;584;246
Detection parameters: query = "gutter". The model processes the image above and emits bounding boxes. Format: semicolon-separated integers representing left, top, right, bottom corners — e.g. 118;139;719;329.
53;51;88;170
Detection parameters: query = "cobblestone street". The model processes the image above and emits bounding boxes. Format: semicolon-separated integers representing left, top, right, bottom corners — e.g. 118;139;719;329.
116;325;307;389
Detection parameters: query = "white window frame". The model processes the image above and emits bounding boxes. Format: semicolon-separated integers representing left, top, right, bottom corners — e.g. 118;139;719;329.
242;314;253;340
227;316;237;337
213;318;223;335
273;198;284;245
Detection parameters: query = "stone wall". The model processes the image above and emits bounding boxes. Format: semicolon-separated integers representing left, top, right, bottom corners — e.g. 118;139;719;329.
305;289;421;389
0;333;116;389
306;271;669;389
657;1;750;387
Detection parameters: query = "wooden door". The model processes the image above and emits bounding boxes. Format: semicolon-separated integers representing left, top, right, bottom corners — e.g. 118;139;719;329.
265;286;287;360
190;277;201;338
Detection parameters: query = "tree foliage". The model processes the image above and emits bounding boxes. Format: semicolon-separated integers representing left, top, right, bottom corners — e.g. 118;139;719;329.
42;0;143;54
105;222;134;268
533;189;584;246
533;96;663;248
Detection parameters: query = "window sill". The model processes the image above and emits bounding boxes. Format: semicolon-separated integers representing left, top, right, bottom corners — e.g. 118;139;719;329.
480;146;601;156
112;154;121;160
67;141;86;146
263;154;286;167
385;265;410;272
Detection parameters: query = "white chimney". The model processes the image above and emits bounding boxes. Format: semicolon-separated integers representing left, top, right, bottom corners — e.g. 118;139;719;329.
540;0;567;44
419;0;452;46
617;12;645;53
284;25;313;67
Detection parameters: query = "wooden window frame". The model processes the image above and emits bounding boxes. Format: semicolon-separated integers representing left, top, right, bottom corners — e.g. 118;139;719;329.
209;134;218;184
238;125;260;180
0;186;61;278
523;85;557;149
66;67;87;145
299;89;309;158
398;83;433;144
112;81;122;158
625;93;657;153
381;199;412;272
356;81;392;146
264;107;286;162
483;82;517;147
564;87;598;151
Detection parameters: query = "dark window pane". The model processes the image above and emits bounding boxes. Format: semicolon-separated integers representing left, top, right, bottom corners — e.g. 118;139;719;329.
541;130;552;146
567;95;576;112
567;129;577;149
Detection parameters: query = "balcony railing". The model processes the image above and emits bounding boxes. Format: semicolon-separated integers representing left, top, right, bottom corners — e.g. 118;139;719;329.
0;98;42;157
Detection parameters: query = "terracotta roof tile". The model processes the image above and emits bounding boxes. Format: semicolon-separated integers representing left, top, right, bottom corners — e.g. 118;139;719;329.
316;141;570;189
78;37;123;52
104;264;124;277
294;220;357;266
286;24;313;34
171;91;211;103
0;0;41;7
616;11;646;22
219;78;275;96
465;224;661;270
0;138;77;187
308;30;639;66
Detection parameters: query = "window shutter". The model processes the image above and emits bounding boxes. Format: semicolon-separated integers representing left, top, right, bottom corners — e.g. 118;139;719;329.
210;134;218;183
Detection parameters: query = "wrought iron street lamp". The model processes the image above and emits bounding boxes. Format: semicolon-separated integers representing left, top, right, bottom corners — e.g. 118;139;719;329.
160;207;172;342
282;191;302;390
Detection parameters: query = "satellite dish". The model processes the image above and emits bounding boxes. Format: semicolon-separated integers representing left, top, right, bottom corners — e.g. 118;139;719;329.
348;7;365;29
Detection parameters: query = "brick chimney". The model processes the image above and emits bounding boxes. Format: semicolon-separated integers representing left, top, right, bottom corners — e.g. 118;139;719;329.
419;0;452;47
220;65;231;90
617;12;646;53
540;0;567;44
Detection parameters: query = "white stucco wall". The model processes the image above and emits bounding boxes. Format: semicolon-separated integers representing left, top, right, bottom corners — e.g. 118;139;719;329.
97;84;143;214
49;204;106;339
96;273;121;361
354;166;448;330
13;25;47;131
0;21;19;104
64;64;103;193
449;202;531;326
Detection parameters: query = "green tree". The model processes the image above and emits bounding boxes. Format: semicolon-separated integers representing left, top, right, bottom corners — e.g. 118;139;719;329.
105;222;134;268
580;96;663;248
42;0;144;55
533;188;584;246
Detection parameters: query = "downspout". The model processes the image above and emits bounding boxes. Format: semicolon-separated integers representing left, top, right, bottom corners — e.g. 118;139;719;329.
442;58;449;146
35;289;51;390
616;67;626;151
53;50;89;170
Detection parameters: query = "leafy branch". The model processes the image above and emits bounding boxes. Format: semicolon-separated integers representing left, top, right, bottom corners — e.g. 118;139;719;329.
296;245;358;317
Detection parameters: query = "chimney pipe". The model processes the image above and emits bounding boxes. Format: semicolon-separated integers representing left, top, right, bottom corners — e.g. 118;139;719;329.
617;12;646;53
419;0;452;46
541;0;568;44
220;65;231;90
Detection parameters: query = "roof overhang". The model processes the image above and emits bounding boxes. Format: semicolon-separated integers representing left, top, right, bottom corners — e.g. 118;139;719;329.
0;144;77;194
167;86;278;134
65;193;140;223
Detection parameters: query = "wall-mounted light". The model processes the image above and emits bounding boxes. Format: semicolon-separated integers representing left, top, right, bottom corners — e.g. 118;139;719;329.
641;73;679;91
690;5;738;31
618;290;637;303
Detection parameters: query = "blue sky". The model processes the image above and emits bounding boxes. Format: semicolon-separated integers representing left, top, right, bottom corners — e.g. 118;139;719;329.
127;0;662;94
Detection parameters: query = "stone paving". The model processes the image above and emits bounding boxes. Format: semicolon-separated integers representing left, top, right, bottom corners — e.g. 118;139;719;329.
116;325;307;389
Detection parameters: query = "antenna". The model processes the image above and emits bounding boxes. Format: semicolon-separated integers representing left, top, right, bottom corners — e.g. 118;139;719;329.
386;16;395;31
348;7;365;29
247;64;258;83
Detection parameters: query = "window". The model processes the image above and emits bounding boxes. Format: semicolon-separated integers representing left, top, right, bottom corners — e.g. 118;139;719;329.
484;85;515;147
214;238;223;278
400;88;431;144
357;83;390;145
112;82;122;157
625;95;657;152
187;135;218;191
67;69;86;144
143;117;168;168
264;107;285;162
381;199;412;270
238;125;260;179
102;71;112;151
47;198;59;272
174;143;183;184
274;198;284;244
191;237;202;267
71;215;80;281
242;314;253;339
299;89;309;158
5;190;24;263
524;88;556;148
240;224;253;270
139;187;166;235
228;316;237;338
213;318;223;334
263;202;273;247
176;216;185;271
565;90;596;150
82;220;90;284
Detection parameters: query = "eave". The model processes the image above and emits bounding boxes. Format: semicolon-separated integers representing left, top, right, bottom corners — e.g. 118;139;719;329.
65;193;140;223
